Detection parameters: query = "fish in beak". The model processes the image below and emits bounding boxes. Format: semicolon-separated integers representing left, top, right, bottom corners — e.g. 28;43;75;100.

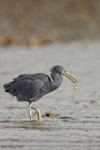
62;70;78;89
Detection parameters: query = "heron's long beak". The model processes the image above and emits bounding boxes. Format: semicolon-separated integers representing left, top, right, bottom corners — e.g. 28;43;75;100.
62;70;77;84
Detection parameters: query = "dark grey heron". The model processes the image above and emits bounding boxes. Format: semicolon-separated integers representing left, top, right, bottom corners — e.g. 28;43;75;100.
3;65;77;121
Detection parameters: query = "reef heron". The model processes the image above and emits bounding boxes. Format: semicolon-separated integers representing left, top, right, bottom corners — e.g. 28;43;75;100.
3;65;77;121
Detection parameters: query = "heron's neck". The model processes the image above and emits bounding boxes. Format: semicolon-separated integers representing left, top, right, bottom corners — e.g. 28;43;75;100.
50;72;63;91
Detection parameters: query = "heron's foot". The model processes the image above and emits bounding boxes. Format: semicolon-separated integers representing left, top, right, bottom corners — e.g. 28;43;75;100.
33;108;41;121
29;105;41;121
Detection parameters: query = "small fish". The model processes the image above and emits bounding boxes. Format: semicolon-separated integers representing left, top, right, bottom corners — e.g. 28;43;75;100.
74;83;78;90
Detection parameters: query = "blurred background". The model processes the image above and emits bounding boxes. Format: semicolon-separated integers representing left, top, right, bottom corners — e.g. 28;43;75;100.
1;1;100;150
0;0;100;46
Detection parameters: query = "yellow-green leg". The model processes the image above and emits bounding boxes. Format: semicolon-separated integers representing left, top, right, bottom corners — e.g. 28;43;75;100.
29;103;41;121
29;104;33;120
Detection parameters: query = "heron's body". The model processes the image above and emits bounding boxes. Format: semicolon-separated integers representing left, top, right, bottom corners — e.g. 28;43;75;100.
3;65;77;120
4;73;63;102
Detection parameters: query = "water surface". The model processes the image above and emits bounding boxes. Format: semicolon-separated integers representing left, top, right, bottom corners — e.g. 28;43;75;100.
0;41;100;150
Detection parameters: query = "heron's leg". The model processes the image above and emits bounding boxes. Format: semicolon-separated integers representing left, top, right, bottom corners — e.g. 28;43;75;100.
29;103;33;120
31;106;41;121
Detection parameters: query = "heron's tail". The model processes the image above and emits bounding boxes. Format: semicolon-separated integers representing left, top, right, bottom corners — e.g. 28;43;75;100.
3;82;14;95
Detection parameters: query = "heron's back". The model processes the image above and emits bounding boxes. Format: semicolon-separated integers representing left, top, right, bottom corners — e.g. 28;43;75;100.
3;73;52;102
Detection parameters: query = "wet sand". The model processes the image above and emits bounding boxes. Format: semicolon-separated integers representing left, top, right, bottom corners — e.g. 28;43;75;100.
0;40;100;150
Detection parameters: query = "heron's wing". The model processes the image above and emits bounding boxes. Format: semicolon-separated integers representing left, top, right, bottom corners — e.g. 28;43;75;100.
14;73;52;82
4;78;44;101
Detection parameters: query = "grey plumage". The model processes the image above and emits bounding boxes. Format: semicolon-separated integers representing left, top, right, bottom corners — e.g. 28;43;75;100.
3;65;77;120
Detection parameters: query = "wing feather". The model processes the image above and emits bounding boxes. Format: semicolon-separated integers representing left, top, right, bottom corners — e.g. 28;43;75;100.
4;78;44;101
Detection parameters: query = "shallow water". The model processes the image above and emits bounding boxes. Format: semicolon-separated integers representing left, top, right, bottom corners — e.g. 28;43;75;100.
0;40;100;150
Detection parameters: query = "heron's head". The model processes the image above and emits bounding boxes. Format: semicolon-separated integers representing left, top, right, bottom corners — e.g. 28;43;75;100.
51;65;77;84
